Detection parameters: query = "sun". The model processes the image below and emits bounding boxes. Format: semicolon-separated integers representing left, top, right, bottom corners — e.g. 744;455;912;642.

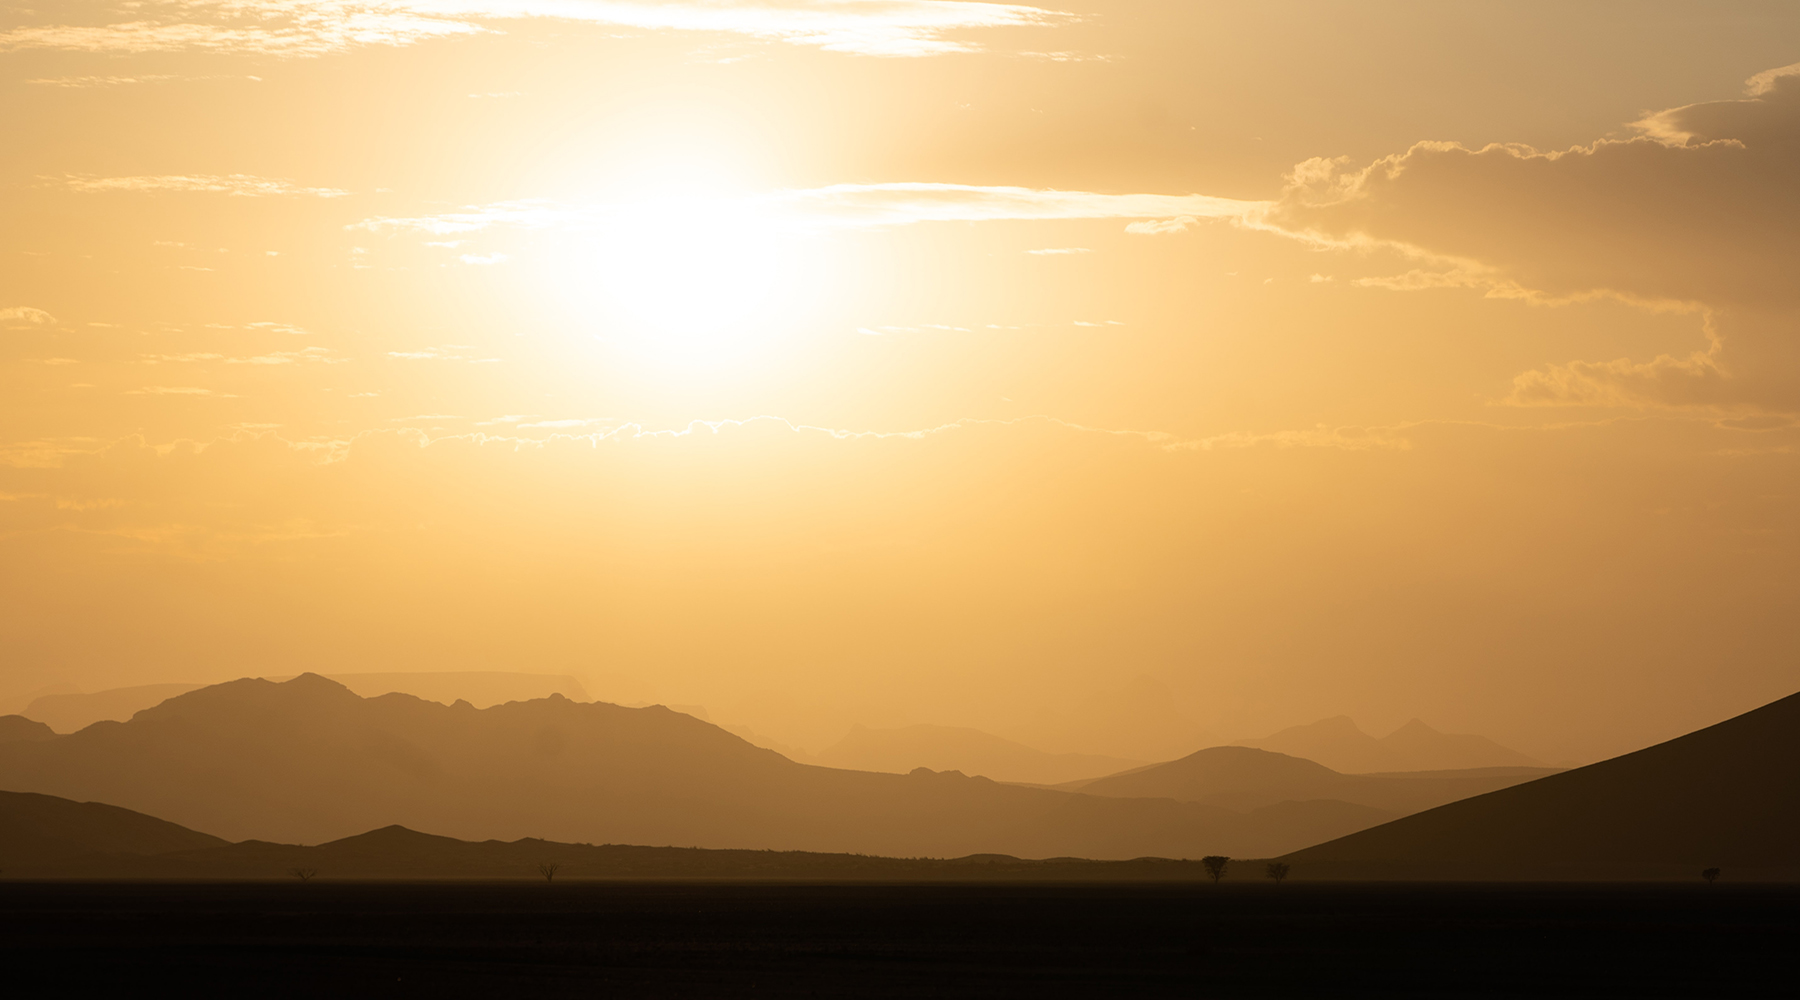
595;194;794;366
525;152;827;379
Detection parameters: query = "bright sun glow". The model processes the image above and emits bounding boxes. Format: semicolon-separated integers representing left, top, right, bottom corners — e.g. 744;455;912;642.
528;191;820;378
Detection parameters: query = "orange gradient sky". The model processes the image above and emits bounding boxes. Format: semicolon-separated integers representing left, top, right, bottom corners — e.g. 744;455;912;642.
4;1;1799;764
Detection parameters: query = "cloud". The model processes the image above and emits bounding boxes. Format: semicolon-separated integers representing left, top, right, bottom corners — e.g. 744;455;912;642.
0;1;1069;59
26;74;180;87
1;307;57;326
1269;71;1800;311
231;348;345;365
458;253;509;265
141;353;228;364
1124;216;1196;235
350;200;568;235
144;347;343;365
1507;351;1731;410
1264;65;1800;412
775;183;1259;229
387;345;497;362
352;185;1263;239
57;174;350;198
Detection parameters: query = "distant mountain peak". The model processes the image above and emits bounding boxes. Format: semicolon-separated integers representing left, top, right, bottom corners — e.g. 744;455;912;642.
1237;713;1540;773
0;715;58;743
1309;716;1371;736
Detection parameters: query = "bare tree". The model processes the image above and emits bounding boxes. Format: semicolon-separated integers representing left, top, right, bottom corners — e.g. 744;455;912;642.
1201;856;1230;884
289;867;318;882
538;861;562;883
1702;868;1721;884
1265;862;1291;884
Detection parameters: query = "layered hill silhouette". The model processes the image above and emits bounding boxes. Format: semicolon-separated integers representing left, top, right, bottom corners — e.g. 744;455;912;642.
0;794;1222;881
20;671;588;734
816;723;1145;785
1278;691;1800;879
1235;716;1544;772
0;789;228;866
0;675;1376;859
0;715;56;744
1063;745;1559;815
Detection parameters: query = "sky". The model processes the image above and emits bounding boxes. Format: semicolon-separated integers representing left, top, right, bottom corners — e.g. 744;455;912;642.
3;1;1799;765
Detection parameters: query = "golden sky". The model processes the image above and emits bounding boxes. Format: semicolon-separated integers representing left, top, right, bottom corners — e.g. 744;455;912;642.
4;1;1799;764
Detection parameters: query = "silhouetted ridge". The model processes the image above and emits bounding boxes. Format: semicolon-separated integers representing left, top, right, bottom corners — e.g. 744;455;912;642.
0;715;57;743
0;789;228;863
0;791;1242;880
1280;691;1800;879
1071;745;1558;814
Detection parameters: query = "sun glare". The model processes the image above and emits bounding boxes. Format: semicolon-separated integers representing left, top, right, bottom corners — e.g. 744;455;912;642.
526;187;819;378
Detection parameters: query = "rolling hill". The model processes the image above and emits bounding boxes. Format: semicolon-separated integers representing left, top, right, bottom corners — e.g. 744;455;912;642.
0;716;56;744
2;809;1226;881
1277;691;1800;879
0;789;229;865
1068;745;1559;815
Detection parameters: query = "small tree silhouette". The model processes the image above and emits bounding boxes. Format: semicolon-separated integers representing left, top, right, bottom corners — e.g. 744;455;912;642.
1265;862;1291;884
538;861;562;883
289;867;318;882
1201;856;1230;884
1702;868;1721;884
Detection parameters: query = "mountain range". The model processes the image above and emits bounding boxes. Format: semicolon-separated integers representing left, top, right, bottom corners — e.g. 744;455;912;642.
3;680;1795;879
0;674;1384;859
17;672;590;735
1234;716;1545;772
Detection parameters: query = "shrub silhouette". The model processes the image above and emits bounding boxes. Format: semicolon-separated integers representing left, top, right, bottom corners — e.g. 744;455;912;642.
1265;862;1290;884
1201;856;1230;884
538;861;562;883
289;867;317;882
1702;868;1721;884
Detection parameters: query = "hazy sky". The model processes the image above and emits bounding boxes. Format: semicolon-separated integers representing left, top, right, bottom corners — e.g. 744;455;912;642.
4;1;1799;763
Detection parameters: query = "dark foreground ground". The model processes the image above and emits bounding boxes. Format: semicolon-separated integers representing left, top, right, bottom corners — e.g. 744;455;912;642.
0;881;1791;998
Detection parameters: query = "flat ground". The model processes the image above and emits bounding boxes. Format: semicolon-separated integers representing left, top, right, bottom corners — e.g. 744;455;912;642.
0;882;1789;997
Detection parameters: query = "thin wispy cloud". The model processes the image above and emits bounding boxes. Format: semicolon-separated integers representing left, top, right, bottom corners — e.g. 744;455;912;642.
350;184;1264;240
0;1;1070;59
387;345;499;362
27;74;180;87
779;183;1261;228
141;347;345;365
126;385;234;396
57;174;350;198
24;74;261;87
1124;216;1197;235
351;200;567;235
2;306;58;326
